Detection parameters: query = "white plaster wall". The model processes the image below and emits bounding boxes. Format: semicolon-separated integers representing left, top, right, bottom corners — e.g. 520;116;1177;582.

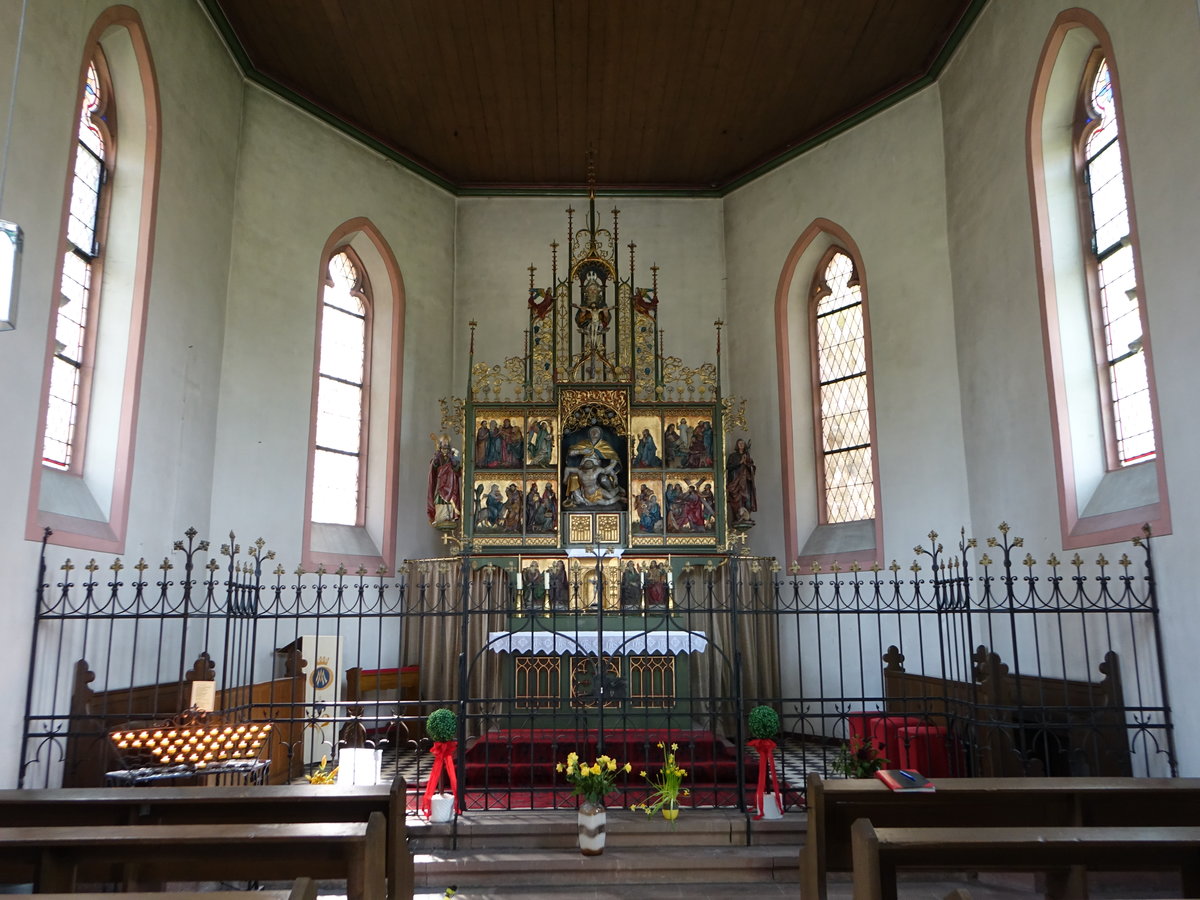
940;0;1200;771
723;86;972;571
452;196;727;397
0;0;243;785
209;87;456;566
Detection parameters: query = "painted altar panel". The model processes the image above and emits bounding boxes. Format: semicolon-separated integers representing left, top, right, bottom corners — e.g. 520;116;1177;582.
432;188;756;554
630;414;664;470
631;473;665;537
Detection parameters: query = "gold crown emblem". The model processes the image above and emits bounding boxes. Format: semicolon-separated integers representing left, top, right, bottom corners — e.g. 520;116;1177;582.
316;656;330;667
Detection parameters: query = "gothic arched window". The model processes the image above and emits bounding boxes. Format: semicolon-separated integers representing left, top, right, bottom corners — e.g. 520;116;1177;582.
311;248;371;526
42;57;113;471
1028;12;1168;549
27;8;161;554
811;248;876;524
1078;53;1154;467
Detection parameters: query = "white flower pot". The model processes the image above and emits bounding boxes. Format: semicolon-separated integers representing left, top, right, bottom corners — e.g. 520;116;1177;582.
430;792;455;823
760;791;784;819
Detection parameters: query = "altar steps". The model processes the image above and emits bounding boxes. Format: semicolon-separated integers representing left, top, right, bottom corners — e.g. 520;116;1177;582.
408;807;803;896
460;728;775;802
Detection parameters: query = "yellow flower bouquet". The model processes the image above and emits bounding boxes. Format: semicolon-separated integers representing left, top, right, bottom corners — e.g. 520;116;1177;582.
557;751;631;806
633;742;690;821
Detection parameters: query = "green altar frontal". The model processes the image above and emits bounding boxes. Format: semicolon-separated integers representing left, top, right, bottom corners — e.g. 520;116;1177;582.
489;616;705;729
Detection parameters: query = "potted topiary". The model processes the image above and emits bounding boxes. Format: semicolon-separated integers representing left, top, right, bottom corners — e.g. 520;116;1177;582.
422;708;459;822
748;705;784;819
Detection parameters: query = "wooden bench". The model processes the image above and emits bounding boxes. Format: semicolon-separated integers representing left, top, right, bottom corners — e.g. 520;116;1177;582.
0;815;384;900
801;773;1200;900
31;878;317;900
346;666;420;705
65;652;307;787
0;776;412;900
881;644;1130;777
850;820;1200;900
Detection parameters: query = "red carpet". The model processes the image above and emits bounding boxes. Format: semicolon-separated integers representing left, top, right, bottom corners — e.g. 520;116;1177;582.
446;727;773;810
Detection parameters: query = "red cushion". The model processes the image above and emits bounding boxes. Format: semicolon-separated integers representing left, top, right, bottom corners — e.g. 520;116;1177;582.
895;724;958;777
867;715;924;764
846;711;875;742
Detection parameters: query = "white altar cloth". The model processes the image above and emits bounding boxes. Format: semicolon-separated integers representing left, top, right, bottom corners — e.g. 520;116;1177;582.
487;629;708;656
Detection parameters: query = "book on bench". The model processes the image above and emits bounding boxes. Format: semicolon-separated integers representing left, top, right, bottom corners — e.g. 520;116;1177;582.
874;769;935;792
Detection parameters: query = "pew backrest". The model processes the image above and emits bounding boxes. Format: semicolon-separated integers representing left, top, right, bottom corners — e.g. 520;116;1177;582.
850;819;1200;900
29;880;315;900
0;815;384;900
802;773;1200;900
0;777;411;900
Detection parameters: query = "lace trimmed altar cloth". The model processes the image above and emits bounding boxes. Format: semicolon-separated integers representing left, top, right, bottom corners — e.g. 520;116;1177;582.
486;629;708;656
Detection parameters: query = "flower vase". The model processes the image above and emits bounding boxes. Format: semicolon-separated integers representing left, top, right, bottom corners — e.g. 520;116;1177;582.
662;800;679;822
577;798;606;856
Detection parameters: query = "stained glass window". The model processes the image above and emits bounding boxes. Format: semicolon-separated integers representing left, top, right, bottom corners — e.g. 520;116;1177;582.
311;250;369;525
43;61;108;471
813;250;875;523
1080;57;1155;466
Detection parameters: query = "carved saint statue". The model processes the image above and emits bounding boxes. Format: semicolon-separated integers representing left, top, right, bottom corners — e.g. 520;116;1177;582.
574;270;611;353
562;425;626;510
521;560;545;611
726;438;757;528
426;433;462;527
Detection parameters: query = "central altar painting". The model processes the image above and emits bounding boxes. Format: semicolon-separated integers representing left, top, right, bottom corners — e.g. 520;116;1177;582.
432;184;755;562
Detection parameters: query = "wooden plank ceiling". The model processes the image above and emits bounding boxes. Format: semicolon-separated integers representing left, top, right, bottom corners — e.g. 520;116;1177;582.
209;0;976;193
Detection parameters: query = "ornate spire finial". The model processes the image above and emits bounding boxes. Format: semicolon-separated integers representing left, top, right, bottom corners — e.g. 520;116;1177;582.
651;263;659;292
528;264;536;289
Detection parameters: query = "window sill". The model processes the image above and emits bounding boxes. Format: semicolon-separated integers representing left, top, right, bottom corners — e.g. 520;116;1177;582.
796;519;880;570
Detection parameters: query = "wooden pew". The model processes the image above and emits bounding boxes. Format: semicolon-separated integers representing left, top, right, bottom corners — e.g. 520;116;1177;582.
0;814;384;900
850;820;1200;900
0;776;412;900
345;666;420;705
801;773;1200;900
32;878;317;900
65;652;307;788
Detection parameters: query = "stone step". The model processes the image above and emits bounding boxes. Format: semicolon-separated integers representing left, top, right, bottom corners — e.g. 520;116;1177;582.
407;808;805;851
408;808;803;893
414;845;799;889
413;883;800;899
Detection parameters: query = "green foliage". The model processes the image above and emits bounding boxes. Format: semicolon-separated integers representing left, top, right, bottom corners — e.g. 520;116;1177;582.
632;741;690;822
831;734;888;778
426;708;457;743
748;704;780;740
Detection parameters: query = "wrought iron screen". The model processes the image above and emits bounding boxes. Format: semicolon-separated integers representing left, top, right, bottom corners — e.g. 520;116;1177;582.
20;523;1174;809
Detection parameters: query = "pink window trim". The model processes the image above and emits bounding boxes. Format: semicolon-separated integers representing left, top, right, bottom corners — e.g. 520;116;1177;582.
301;217;406;574
774;218;883;568
1026;8;1170;550
24;5;161;554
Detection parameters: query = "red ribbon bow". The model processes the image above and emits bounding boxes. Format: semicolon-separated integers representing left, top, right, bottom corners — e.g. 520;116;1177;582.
420;740;460;818
748;738;782;820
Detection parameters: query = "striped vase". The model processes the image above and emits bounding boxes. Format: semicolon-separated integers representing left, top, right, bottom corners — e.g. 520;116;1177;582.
577;798;606;855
